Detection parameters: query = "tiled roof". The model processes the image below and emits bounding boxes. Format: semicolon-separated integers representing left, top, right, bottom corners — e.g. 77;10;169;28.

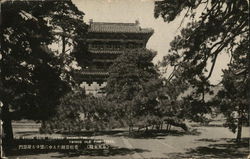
89;50;124;54
88;22;153;33
81;71;109;76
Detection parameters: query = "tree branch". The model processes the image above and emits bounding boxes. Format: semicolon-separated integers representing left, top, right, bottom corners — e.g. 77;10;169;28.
177;8;190;31
204;20;247;80
205;53;219;80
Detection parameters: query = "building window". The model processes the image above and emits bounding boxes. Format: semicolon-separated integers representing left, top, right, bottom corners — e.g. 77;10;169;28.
100;44;104;50
107;44;111;49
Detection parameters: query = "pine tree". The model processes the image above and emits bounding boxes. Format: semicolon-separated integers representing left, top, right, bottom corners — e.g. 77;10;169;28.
0;0;87;149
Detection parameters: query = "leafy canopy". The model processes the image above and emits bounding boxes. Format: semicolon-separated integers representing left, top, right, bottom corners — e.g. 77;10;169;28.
0;0;87;120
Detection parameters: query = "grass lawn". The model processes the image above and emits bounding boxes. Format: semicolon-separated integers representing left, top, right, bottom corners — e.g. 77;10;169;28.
6;120;250;159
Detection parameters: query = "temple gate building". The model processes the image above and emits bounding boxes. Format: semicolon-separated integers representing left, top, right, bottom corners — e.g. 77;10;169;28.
78;20;154;96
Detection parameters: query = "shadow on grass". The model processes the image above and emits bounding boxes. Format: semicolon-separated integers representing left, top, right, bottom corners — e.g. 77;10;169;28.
58;128;201;139
7;146;149;158
126;129;201;139
196;138;219;142
15;131;40;136
165;138;250;158
61;130;126;137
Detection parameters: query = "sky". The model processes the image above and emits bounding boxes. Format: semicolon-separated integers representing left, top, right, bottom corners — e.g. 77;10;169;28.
72;0;231;84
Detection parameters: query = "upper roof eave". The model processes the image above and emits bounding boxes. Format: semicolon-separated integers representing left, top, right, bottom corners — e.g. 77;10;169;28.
88;21;154;34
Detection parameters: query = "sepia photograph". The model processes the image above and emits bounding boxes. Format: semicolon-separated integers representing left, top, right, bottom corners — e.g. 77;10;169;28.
0;0;249;158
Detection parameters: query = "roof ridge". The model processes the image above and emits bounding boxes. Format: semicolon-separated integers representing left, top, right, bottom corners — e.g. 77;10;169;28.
92;22;137;26
88;21;154;34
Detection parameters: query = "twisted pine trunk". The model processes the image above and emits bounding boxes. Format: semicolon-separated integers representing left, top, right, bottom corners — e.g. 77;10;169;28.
2;103;14;154
236;109;243;142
